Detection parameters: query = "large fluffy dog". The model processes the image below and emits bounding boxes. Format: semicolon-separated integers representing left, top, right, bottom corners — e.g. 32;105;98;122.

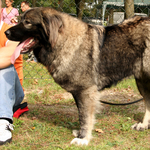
5;7;150;145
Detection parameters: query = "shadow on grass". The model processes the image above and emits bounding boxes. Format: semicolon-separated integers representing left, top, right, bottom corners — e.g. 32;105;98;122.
26;104;80;131
24;99;144;132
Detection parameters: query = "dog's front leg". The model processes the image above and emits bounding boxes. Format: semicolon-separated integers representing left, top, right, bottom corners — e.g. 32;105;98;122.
71;85;100;145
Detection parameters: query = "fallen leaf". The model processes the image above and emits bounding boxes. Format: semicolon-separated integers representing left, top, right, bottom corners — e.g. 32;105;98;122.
95;129;104;133
31;127;35;130
34;79;38;84
32;117;37;120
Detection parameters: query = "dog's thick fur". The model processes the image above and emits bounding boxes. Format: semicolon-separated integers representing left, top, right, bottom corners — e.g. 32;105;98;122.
5;7;150;145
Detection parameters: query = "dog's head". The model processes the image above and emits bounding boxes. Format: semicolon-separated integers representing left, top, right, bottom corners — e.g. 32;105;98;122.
5;7;64;54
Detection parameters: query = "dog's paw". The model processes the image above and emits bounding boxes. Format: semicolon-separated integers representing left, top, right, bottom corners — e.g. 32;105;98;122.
131;122;150;131
70;138;89;145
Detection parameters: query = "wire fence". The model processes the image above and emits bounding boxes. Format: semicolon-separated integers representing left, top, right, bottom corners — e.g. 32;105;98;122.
2;0;150;80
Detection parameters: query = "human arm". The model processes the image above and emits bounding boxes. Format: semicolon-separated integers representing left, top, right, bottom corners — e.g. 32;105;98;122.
10;8;19;24
16;9;19;17
1;8;4;21
0;40;19;69
14;8;19;17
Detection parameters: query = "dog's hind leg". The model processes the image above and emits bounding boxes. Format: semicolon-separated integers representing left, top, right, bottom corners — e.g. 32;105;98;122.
71;85;100;145
131;79;150;130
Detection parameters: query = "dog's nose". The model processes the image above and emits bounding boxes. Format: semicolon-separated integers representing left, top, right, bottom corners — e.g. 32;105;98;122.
5;30;11;38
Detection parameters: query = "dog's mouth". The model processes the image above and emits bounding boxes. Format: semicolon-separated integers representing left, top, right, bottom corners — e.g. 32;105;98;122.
19;37;37;54
11;37;38;64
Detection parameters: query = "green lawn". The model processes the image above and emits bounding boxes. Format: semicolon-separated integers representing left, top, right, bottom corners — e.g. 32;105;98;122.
1;60;149;150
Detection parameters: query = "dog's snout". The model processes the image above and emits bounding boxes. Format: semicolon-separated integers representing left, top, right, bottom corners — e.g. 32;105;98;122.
5;30;11;38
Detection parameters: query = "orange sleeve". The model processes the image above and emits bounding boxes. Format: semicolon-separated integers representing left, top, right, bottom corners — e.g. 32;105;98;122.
0;23;11;48
14;55;23;86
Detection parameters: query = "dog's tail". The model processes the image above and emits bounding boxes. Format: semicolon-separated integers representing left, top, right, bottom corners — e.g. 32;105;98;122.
100;98;143;105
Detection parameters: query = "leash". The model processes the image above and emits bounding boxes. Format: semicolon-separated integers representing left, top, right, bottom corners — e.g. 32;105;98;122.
100;98;143;105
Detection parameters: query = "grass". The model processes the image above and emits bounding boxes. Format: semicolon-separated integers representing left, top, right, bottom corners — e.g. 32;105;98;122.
111;76;139;93
1;60;150;150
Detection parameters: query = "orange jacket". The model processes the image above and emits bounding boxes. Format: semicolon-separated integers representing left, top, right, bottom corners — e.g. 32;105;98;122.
0;21;23;86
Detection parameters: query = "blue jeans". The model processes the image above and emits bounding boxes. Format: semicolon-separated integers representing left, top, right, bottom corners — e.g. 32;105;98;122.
0;65;24;120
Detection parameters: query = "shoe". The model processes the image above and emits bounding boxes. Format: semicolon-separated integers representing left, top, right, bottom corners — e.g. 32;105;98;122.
13;102;29;118
0;119;14;145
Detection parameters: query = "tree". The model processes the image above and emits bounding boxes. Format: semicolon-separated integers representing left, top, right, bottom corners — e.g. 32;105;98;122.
57;0;63;11
75;0;85;19
124;0;134;19
2;0;5;7
32;0;36;7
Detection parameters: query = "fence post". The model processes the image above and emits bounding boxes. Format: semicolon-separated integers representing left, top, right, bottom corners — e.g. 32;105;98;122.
109;8;113;25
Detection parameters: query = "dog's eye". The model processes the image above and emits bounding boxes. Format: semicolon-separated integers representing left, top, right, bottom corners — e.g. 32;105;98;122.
24;20;31;25
23;20;32;29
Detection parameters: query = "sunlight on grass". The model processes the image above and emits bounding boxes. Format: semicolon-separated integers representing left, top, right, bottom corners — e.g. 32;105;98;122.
111;77;138;93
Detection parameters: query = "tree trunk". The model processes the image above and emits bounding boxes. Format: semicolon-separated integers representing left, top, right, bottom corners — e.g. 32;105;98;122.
2;0;5;7
75;0;85;19
124;0;134;19
32;0;36;7
58;0;64;11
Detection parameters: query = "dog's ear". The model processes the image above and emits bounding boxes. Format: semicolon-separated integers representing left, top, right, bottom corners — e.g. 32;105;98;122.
41;12;63;48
